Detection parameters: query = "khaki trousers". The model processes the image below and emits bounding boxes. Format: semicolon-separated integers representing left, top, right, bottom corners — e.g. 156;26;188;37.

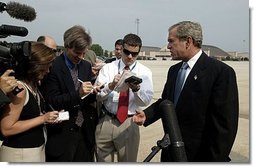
0;144;45;162
95;115;140;162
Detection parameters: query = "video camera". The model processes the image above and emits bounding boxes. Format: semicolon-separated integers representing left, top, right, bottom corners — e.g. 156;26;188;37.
0;1;36;77
0;40;31;77
0;1;36;95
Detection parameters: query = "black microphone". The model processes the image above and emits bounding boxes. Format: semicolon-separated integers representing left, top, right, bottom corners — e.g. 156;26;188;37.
0;24;28;37
0;1;36;22
159;100;188;162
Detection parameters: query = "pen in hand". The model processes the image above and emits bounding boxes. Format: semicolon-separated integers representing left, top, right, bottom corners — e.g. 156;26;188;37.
78;79;106;99
78;79;105;89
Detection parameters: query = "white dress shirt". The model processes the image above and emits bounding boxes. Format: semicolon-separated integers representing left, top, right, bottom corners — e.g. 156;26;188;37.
95;59;154;115
183;49;202;84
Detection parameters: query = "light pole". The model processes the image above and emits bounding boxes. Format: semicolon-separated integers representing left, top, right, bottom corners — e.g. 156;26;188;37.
135;18;139;36
243;39;245;52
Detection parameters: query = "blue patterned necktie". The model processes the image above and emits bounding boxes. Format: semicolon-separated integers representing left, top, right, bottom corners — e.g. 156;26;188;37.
70;65;80;91
70;65;84;127
174;62;189;105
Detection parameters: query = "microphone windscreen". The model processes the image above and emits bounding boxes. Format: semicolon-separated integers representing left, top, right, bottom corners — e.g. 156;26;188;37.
0;24;28;37
6;2;36;22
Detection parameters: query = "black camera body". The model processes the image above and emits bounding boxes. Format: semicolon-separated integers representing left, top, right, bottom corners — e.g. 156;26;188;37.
0;1;36;95
0;40;31;77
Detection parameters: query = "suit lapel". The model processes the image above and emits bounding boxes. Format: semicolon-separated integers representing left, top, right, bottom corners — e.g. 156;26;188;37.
176;52;208;107
78;61;90;82
171;63;182;100
185;53;207;87
78;62;86;82
59;55;77;92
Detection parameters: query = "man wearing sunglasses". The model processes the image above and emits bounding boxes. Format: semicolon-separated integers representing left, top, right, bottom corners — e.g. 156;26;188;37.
95;33;154;162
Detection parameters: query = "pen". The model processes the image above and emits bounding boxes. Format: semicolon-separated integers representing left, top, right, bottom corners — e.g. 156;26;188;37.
78;79;83;83
78;79;106;89
78;79;106;99
48;104;55;111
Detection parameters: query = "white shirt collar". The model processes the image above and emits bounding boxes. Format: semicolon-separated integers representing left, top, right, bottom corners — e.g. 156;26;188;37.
119;59;137;71
186;49;202;69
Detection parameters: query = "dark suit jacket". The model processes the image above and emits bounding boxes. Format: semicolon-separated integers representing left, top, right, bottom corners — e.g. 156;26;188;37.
105;57;116;63
144;52;239;162
41;54;97;157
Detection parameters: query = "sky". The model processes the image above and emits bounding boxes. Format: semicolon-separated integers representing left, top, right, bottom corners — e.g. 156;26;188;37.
0;0;250;52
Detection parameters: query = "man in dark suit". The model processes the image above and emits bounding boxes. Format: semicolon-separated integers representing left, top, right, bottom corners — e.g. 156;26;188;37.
42;25;99;162
133;21;239;162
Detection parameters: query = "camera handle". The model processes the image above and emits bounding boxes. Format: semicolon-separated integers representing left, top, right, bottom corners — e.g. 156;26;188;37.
12;86;24;95
143;134;170;162
8;71;24;95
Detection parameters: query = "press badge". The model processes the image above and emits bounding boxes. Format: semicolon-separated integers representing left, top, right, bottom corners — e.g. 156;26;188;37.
113;91;120;102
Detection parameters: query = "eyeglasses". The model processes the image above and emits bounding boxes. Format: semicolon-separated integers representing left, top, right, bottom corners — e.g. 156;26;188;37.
123;48;139;57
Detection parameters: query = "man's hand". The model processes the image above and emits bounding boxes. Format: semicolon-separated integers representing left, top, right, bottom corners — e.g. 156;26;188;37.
127;82;140;92
109;74;121;90
43;111;60;124
92;82;106;94
132;110;146;126
0;69;18;95
79;81;93;97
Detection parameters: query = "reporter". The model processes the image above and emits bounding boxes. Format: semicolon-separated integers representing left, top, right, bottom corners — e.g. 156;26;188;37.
0;42;60;162
95;34;153;162
41;25;97;162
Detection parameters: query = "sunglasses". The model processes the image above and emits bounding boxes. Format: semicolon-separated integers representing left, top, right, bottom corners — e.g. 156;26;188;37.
123;48;139;57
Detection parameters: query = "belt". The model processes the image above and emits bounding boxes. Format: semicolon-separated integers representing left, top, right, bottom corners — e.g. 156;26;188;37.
104;110;134;118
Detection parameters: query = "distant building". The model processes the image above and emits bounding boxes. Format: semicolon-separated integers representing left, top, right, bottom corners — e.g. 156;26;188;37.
140;46;170;60
140;46;161;55
114;44;249;61
228;51;249;60
201;45;231;60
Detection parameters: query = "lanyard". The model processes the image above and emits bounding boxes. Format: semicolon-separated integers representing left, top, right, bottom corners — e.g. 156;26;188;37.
118;60;137;74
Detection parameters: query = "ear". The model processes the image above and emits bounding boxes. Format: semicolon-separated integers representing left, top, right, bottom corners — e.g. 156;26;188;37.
185;36;193;49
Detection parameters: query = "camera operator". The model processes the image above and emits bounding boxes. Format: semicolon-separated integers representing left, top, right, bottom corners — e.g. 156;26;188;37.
0;42;61;162
0;69;18;146
0;69;18;108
